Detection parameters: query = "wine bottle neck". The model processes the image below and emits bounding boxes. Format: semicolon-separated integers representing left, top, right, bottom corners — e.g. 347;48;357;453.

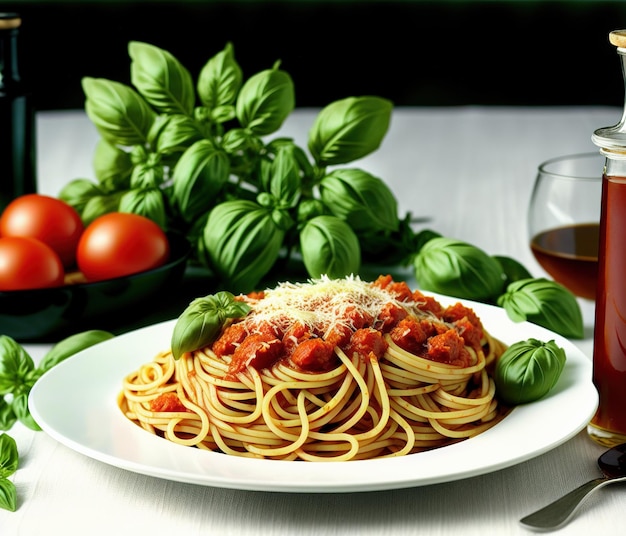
0;15;22;90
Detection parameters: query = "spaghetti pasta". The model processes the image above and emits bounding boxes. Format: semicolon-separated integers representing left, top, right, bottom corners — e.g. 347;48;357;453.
118;275;509;461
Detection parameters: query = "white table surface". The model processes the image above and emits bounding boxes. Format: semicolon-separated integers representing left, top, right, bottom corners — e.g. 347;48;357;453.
2;106;624;535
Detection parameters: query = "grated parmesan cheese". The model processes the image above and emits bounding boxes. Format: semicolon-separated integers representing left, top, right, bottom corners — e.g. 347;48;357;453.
239;275;435;336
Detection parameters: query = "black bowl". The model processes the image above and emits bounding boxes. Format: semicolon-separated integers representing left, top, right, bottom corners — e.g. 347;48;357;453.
0;232;192;342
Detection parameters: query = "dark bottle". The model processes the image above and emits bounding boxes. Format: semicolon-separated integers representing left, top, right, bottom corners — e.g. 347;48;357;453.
0;12;36;212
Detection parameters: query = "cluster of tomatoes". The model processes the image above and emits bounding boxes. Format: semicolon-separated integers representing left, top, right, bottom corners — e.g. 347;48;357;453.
0;194;170;291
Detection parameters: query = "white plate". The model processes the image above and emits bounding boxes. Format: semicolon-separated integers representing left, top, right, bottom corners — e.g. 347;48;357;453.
29;295;598;493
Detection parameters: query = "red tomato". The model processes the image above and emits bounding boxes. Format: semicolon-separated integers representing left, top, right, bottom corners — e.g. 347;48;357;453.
0;236;65;291
0;194;84;268
76;213;170;282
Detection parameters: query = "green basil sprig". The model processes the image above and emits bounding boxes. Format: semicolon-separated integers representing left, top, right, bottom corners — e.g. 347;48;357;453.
171;291;251;360
64;41;407;292
0;331;114;512
0;433;18;512
494;338;566;405
497;278;584;339
413;237;504;302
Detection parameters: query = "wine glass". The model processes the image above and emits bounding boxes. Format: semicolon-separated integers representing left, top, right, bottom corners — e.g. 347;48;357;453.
528;152;604;301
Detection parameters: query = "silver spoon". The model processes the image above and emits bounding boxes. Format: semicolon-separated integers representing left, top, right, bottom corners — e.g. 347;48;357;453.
520;442;626;531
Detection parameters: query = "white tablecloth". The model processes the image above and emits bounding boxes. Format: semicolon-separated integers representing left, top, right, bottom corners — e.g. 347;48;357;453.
2;106;624;535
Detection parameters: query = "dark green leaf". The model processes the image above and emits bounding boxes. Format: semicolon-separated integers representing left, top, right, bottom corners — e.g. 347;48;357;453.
38;330;115;374
119;188;167;228
197;42;243;110
200;200;285;292
493;255;533;287
150;114;204;155
82;77;156;146
93;139;133;190
413;237;504;302
171;291;251;360
236;62;295;135
0;337;34;396
413;229;442;252
12;393;40;431
129;41;195;116
264;145;301;208
308;96;392;166
497;278;584;339
299;215;361;279
172;140;230;223
0;478;16;512
129;154;164;190
0;399;16;432
297;199;327;224
81;191;125;226
494;338;566;404
320;168;398;232
58;179;106;219
0;433;18;478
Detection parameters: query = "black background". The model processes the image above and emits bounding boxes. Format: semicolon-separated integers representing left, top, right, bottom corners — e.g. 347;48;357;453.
6;0;626;111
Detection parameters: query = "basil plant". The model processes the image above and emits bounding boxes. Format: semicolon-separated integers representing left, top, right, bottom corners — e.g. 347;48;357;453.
61;40;402;293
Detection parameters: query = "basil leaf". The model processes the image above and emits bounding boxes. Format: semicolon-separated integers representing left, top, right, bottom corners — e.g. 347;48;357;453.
12;393;40;431
58;179;106;219
0;399;16;432
497;278;584;339
93;139;133;190
197;42;243;110
300;215;361;279
264;145;301;209
221;127;262;156
0;337;35;396
38;330;115;374
172;140;230;223
493;255;533;287
171;291;251;360
129;155;164;190
297;198;327;224
200;200;285;292
413;228;442;252
308;96;392;166
320;168;398;232
129;41;195;116
413;237;504;302
81;191;125;226
0;478;16;512
119;188;167;229
494;338;566;405
82;77;156;146
150;113;204;156
0;433;18;478
236;61;295;135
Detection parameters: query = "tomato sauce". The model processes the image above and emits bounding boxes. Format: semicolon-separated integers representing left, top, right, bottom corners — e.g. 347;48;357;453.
214;276;484;377
591;174;626;437
150;392;187;413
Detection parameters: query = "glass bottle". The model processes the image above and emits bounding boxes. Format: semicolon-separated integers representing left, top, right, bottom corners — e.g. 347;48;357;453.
0;12;36;212
588;30;626;447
